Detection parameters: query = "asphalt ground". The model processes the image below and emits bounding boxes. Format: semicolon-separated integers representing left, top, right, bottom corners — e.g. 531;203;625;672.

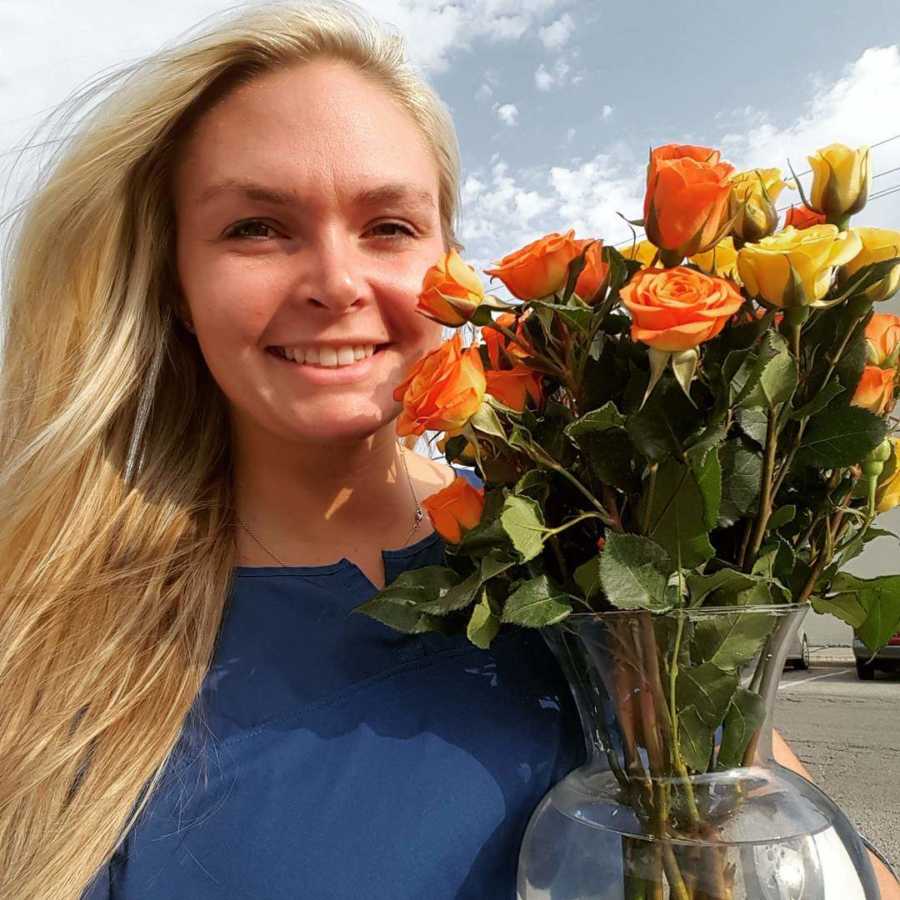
774;665;900;870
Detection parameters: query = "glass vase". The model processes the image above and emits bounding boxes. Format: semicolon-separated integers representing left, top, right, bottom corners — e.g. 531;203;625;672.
517;605;880;900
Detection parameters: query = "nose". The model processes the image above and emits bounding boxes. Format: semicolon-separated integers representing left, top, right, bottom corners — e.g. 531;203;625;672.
297;228;367;313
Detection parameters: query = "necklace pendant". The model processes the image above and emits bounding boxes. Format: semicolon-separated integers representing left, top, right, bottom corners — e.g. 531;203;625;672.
414;506;424;525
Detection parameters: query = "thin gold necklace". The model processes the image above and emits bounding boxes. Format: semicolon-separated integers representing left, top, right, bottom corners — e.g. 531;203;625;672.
236;441;424;568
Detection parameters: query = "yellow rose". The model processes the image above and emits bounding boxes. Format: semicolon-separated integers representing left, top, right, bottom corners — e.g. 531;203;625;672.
729;168;788;243
736;225;862;308
690;236;740;281
808;143;870;220
620;240;659;268
839;227;900;304
876;438;900;513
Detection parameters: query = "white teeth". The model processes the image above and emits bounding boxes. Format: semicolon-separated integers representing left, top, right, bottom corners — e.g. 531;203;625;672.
317;347;338;367
275;343;377;367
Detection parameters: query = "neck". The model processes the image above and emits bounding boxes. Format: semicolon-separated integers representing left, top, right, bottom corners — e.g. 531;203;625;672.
230;419;421;563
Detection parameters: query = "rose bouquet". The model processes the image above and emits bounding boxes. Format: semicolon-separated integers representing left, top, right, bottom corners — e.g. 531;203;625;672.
356;142;900;899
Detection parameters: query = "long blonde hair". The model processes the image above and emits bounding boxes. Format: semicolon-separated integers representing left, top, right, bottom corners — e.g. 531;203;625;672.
0;3;461;896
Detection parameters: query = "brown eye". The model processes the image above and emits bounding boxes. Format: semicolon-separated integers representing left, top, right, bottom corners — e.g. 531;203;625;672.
227;220;276;239
369;222;416;239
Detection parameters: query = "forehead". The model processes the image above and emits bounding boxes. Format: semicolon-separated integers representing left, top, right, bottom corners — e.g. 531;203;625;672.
174;59;440;209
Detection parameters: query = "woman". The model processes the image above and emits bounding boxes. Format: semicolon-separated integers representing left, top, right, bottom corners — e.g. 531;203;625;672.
0;3;895;899
0;4;581;898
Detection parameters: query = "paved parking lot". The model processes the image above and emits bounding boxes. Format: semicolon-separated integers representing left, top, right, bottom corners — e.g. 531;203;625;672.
774;666;900;869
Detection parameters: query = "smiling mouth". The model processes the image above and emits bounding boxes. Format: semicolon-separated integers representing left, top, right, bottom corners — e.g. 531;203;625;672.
266;343;391;368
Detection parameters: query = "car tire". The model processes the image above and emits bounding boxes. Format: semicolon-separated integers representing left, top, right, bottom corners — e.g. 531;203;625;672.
856;659;876;680
796;635;810;671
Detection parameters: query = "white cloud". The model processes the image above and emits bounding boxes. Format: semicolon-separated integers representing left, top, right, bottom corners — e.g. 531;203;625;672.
601;104;614;119
715;45;900;230
495;103;519;126
535;64;554;92
534;58;574;92
538;12;574;50
475;82;494;101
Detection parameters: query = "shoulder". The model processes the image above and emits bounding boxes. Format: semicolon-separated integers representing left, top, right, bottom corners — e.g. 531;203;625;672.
408;451;482;497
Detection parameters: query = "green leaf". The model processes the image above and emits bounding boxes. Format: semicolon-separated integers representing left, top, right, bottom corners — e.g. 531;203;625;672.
718;440;763;527
797;405;887;469
828;572;900;654
686;569;758;608
500;574;572;627
354;564;462;632
457;488;509;555
353;598;451;634
416;549;515;615
598;531;674;611
370;565;461;606
469;400;507;440
565;402;627;440
767;505;796;530
500;494;546;563
573;553;603;601
812;593;867;629
467;592;501;648
731;332;797;411
693;611;773;671
790;381;845;420
745;333;798;409
676;663;740;771
625;381;699;463
514;469;553;505
716;688;766;770
640;454;717;568
735;407;769;448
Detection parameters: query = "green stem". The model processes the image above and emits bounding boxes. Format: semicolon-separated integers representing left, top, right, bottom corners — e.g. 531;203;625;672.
641;464;659;535
529;445;619;528
482;319;566;378
667;612;701;827
744;404;781;569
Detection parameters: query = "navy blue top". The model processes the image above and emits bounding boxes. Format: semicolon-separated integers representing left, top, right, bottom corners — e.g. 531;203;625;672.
83;466;585;899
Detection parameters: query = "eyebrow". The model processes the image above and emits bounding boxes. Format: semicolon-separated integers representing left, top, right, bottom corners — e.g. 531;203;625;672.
196;178;437;212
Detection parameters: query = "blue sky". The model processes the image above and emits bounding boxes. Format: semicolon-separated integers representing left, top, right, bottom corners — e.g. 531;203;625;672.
1;0;899;568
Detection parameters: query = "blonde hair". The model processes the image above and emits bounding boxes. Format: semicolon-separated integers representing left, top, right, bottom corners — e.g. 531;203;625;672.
0;3;461;896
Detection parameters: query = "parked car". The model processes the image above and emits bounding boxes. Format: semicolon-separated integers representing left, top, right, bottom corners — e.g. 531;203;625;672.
785;628;810;670
854;631;900;680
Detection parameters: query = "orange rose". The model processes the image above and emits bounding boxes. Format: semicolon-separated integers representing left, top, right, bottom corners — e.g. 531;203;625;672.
416;249;485;327
485;366;543;412
865;313;900;367
393;333;486;436
485;229;582;300
784;205;827;230
422;476;485;543
574;240;609;303
643;144;735;258
482;310;533;369
852;365;896;415
620;266;743;352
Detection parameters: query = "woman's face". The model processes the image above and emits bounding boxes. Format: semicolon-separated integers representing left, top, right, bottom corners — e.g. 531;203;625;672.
172;59;447;446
